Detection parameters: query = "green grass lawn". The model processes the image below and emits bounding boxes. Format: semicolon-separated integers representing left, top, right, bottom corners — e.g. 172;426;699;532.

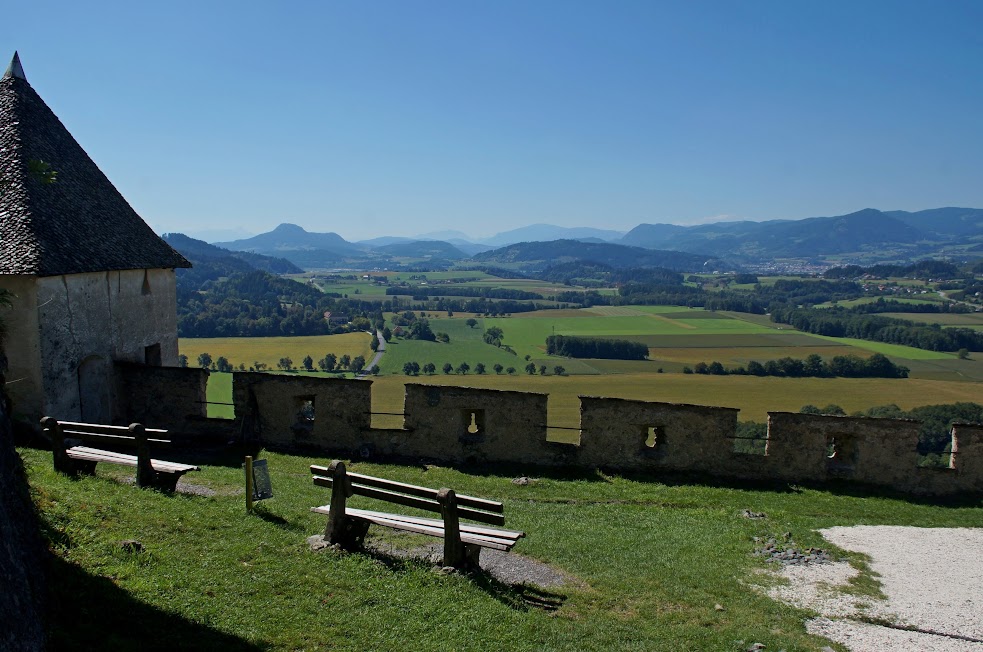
22;446;983;651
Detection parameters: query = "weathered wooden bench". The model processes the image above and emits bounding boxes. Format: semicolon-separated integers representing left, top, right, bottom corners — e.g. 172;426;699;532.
310;461;525;569
42;417;199;492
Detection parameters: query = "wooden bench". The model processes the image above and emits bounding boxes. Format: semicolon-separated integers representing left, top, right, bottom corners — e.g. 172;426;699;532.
310;461;525;569
42;417;199;492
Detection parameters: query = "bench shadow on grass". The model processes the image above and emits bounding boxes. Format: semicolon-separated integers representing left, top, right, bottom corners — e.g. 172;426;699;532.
45;553;269;652
249;503;307;532
357;545;568;613
468;571;568;612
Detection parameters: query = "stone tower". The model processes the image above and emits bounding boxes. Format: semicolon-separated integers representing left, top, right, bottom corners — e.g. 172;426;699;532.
0;52;191;425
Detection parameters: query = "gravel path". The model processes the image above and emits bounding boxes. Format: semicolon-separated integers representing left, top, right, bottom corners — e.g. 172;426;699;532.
768;526;983;651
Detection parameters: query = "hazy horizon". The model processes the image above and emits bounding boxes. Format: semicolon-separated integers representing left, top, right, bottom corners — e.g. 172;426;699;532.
6;1;982;241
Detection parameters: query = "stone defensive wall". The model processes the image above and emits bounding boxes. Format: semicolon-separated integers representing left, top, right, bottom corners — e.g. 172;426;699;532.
116;364;983;496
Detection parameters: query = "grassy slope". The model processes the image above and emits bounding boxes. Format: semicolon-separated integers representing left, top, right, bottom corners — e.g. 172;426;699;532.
23;447;983;652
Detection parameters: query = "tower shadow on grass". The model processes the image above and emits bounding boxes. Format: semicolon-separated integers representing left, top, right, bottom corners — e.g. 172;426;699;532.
45;553;269;652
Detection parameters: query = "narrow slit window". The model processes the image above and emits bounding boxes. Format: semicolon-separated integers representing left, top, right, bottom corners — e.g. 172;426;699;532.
826;434;858;472
459;409;486;442
641;425;666;458
144;343;162;366
293;395;316;434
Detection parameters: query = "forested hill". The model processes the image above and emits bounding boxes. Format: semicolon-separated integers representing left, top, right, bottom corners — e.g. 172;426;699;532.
621;209;930;258
176;269;382;338
166;233;377;338
164;233;302;287
472;239;721;271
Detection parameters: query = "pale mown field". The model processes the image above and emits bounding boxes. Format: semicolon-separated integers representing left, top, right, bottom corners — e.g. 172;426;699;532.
180;332;373;370
364;373;983;433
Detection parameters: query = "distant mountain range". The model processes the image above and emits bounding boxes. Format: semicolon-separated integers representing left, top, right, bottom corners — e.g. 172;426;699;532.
162;233;303;287
620;208;932;259
193;207;983;271
472;240;721;272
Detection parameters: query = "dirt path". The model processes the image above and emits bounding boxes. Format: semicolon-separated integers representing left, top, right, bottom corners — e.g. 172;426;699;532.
768;526;983;651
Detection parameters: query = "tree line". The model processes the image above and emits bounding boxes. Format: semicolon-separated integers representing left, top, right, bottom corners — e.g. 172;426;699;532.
683;353;909;379
546;335;648;360
400;361;566;376
769;306;983;352
184;351;378;375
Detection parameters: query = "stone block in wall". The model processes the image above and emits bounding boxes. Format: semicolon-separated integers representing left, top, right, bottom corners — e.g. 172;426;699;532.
952;423;983;493
232;372;372;450
115;363;208;429
401;384;553;464
578;396;739;473
766;412;920;488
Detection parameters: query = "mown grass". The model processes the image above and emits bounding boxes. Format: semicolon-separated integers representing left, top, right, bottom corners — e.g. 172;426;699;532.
22;447;983;651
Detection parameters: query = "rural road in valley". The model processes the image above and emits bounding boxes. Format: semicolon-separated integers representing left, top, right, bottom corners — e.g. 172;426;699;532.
360;330;386;377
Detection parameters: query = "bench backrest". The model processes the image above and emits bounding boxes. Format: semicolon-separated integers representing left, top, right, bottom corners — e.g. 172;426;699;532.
42;418;170;446
310;462;505;527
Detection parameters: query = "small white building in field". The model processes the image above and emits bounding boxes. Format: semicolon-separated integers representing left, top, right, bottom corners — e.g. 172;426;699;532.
0;53;191;425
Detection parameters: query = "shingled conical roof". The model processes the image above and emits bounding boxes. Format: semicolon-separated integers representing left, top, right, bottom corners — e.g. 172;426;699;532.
0;53;190;276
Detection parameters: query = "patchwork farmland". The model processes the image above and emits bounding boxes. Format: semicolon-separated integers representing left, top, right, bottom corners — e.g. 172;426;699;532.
182;295;983;427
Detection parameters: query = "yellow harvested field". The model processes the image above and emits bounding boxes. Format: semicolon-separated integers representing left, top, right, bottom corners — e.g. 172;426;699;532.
367;373;983;431
180;333;373;370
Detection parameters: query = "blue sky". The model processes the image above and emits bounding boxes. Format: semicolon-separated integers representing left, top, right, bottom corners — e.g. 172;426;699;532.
3;1;982;242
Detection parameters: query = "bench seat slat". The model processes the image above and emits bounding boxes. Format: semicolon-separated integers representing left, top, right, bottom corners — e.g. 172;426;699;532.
311;506;515;551
335;506;524;541
310;465;503;513
312;475;506;527
66;446;198;473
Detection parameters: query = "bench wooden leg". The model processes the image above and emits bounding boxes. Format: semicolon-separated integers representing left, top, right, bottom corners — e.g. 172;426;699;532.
438;488;479;570
464;543;481;569
43;417;92;476
325;461;367;549
149;471;183;492
74;460;98;476
328;517;370;550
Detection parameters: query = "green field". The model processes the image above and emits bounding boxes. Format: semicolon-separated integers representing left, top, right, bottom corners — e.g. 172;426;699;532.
882;312;983;327
816;295;943;309
378;317;525;375
185;306;983;425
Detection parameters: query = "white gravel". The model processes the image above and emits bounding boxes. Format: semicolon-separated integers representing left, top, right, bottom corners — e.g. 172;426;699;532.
767;526;983;651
